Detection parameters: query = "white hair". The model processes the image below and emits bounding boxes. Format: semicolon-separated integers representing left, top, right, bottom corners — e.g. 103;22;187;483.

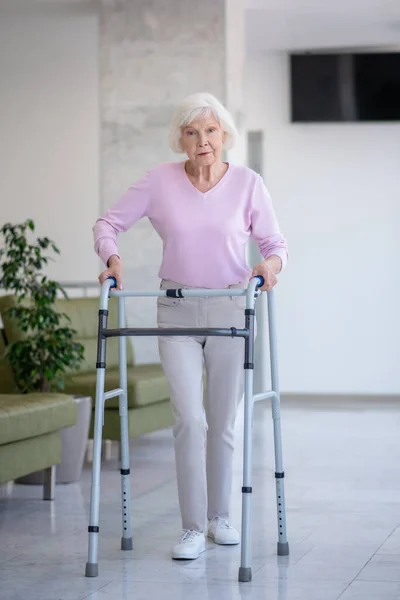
169;92;238;153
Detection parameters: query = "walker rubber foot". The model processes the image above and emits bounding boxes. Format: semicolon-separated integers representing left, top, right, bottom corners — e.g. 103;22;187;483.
85;562;98;577
238;567;252;582
121;536;133;551
277;541;289;556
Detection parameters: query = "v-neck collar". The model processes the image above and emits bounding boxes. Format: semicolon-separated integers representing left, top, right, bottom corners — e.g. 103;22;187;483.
181;161;232;196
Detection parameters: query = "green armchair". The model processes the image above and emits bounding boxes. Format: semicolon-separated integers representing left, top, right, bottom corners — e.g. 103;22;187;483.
0;295;174;442
0;333;77;498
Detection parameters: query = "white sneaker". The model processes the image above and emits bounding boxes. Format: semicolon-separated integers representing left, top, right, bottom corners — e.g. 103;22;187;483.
207;517;240;545
171;530;206;560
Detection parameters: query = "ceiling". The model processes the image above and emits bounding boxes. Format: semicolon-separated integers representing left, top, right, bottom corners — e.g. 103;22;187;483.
1;0;399;54
245;0;400;54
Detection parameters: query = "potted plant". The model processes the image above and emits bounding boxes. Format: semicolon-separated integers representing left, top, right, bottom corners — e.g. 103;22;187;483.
0;219;91;483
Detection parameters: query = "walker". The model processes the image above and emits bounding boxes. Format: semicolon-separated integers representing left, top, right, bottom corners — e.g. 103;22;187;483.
84;275;289;582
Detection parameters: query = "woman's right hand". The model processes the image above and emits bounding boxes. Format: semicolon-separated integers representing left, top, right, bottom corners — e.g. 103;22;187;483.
98;255;123;289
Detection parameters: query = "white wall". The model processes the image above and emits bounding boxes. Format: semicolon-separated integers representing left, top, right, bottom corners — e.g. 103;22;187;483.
0;8;99;282
245;54;400;395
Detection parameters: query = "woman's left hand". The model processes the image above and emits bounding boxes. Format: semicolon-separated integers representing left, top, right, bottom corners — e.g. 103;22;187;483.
251;258;280;291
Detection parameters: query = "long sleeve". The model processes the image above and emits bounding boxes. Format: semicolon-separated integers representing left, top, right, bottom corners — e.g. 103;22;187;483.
93;170;152;266
250;174;288;270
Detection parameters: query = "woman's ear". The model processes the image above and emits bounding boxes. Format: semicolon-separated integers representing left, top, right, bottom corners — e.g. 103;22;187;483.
222;131;227;145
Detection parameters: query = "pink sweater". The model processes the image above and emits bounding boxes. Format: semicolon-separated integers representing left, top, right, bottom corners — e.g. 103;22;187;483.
93;161;288;288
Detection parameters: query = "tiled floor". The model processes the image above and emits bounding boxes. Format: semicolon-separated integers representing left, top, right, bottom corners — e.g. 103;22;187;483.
1;396;400;600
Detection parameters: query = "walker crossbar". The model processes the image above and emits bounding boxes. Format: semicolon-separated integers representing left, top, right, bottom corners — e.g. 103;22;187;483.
104;388;124;401
106;288;251;299
103;327;250;339
85;276;289;582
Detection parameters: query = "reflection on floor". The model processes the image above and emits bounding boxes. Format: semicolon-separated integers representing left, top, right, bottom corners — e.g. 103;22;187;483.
1;396;400;600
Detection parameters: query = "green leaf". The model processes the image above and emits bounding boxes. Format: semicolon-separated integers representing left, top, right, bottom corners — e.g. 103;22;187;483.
0;219;85;393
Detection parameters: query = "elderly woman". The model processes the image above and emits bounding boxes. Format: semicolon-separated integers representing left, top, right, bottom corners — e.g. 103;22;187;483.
93;92;288;561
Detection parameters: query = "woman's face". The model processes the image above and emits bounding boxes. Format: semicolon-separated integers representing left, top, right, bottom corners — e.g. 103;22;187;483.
180;116;226;166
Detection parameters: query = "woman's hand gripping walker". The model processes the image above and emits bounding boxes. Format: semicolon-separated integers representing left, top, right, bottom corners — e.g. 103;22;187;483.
84;275;289;582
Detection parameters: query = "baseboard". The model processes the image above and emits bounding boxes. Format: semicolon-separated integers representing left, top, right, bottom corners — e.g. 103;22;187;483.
280;393;400;404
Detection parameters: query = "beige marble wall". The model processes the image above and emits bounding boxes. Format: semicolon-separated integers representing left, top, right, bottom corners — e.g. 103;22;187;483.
100;0;243;363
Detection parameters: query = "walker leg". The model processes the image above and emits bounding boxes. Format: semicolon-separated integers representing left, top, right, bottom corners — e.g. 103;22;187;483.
239;367;254;582
85;367;105;577
267;290;289;556
272;395;289;556
118;297;133;551
239;307;256;582
85;308;108;578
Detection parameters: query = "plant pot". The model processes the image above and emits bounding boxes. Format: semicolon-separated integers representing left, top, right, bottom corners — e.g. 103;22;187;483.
16;395;92;485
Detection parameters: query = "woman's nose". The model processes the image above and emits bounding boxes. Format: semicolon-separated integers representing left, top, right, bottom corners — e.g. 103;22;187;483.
198;134;208;146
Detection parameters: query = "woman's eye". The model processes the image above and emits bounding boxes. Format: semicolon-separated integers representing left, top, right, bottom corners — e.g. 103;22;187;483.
186;131;196;136
208;128;216;133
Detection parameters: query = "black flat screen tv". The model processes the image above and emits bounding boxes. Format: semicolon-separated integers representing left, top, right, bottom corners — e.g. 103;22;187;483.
290;52;400;122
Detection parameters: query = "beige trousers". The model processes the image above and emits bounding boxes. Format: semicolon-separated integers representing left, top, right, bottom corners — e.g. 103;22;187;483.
157;279;250;533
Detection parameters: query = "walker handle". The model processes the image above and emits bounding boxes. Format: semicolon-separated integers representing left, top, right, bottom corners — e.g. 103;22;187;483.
254;276;264;288
107;276;118;289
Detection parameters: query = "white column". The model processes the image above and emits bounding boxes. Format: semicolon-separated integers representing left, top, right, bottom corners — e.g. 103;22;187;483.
100;0;228;363
225;0;246;166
